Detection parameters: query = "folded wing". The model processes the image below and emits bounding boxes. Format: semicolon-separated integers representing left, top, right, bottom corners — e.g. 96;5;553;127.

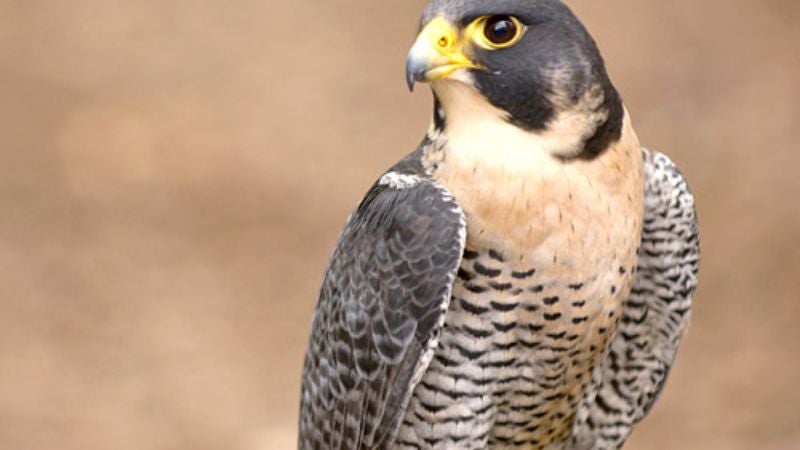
298;173;466;450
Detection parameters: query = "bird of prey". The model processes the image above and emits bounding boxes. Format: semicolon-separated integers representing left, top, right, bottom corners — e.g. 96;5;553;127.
298;0;699;449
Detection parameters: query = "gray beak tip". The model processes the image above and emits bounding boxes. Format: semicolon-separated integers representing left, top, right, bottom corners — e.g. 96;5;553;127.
405;55;427;93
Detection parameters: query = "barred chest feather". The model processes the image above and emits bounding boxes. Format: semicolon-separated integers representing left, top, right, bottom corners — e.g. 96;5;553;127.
395;89;644;449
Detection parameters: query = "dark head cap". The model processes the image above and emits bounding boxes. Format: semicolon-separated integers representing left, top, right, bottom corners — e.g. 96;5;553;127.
407;0;623;158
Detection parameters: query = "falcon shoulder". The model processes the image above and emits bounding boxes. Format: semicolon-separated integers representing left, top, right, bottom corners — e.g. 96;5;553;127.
298;156;466;450
575;148;700;448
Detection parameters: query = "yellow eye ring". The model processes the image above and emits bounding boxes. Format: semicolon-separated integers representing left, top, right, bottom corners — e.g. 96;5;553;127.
470;15;525;50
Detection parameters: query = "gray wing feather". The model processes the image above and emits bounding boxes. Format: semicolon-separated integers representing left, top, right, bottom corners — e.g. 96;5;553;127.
298;175;466;450
574;149;700;449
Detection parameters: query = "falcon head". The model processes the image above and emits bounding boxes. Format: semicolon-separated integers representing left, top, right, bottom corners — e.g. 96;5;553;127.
406;0;624;158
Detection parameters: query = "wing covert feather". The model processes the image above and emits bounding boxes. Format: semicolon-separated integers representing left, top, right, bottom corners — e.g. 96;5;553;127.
299;175;466;450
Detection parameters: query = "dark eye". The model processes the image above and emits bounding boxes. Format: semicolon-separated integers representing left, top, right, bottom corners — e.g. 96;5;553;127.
483;15;520;46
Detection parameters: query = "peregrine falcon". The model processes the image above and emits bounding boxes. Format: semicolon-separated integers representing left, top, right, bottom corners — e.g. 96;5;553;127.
299;1;699;449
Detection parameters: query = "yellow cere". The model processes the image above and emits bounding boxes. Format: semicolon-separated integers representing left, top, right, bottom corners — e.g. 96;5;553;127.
414;17;481;81
411;16;526;83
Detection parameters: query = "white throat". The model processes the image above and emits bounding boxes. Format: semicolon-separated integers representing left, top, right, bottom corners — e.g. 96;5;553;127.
423;78;641;261
431;78;607;158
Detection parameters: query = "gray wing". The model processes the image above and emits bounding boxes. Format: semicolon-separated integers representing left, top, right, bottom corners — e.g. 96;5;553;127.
298;173;466;450
574;149;700;449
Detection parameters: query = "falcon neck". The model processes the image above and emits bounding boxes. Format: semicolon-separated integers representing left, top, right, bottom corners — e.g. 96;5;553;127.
426;79;622;159
420;82;644;259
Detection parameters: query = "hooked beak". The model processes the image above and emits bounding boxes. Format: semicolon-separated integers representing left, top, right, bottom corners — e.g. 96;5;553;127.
405;18;480;91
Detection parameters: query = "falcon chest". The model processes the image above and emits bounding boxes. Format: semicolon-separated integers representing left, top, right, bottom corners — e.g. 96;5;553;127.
404;105;644;447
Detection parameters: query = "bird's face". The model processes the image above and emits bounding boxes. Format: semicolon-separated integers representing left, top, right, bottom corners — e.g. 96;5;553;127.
407;0;623;157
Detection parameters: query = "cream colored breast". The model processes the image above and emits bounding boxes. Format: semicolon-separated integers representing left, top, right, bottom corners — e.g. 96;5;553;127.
402;80;646;449
427;83;644;279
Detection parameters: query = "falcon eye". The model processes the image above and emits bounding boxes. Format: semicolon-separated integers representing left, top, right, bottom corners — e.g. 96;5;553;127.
482;15;522;48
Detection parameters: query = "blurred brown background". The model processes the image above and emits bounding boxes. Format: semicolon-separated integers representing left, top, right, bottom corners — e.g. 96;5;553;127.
1;0;798;449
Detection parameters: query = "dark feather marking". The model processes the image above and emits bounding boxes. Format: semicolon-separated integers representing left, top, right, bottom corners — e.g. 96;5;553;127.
298;158;465;450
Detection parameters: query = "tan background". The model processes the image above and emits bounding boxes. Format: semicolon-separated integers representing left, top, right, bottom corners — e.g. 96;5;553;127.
1;0;799;449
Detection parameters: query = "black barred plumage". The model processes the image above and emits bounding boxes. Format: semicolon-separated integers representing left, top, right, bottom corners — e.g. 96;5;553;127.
299;0;699;449
298;169;466;450
570;150;699;450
